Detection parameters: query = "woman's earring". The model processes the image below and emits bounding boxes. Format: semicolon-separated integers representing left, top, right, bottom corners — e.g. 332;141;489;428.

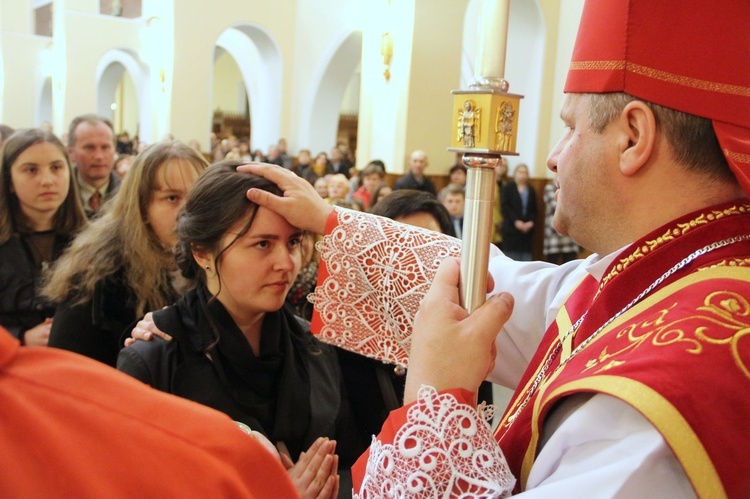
205;264;210;270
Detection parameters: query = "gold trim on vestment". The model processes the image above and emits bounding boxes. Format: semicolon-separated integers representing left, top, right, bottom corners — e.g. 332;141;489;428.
556;305;573;360
533;376;724;498
569;61;750;98
724;149;750;164
599;204;750;290
519;266;750;494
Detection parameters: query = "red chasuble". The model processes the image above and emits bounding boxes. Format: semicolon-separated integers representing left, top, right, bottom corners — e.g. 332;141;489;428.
496;201;750;497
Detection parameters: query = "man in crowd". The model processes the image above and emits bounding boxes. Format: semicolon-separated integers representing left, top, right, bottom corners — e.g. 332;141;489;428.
438;182;465;238
67;114;119;218
329;146;352;178
394;149;436;196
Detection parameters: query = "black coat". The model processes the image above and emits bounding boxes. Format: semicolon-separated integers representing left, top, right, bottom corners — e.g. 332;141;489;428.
0;234;70;340
501;181;538;253
394;172;437;196
116;287;364;470
48;270;170;367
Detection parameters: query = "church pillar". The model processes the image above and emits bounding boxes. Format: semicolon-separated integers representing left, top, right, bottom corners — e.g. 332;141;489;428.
357;0;468;174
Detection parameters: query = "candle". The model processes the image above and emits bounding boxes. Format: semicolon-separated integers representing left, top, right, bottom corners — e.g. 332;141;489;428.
474;0;509;79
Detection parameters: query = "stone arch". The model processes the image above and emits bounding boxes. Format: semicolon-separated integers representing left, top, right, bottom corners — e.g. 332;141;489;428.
214;23;282;152
94;48;149;139
299;29;363;155
462;0;545;173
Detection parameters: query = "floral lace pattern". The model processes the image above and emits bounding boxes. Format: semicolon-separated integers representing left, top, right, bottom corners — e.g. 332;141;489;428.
354;386;515;498
312;209;461;367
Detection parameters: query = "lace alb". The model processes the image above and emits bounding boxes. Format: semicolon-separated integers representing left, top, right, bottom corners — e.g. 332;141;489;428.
354;386;515;498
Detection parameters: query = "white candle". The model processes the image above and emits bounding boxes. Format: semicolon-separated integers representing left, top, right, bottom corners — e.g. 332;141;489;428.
475;0;510;79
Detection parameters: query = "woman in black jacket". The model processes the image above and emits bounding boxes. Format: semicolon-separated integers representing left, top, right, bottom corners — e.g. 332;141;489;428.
501;163;538;261
117;162;362;496
0;129;87;345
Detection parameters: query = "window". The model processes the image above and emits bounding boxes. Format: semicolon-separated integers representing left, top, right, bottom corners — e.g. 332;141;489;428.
99;0;142;19
34;2;53;37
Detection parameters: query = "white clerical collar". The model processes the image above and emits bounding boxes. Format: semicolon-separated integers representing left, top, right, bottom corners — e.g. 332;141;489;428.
584;245;630;282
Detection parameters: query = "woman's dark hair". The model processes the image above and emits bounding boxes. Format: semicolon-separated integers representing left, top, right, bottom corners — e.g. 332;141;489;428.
174;160;284;285
370;182;393;210
0;128;86;243
370;189;455;236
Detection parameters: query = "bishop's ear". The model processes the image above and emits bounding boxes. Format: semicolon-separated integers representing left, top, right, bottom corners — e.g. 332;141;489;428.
618;100;656;177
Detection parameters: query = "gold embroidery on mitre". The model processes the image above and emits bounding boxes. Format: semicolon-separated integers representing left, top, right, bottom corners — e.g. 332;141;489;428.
599;204;750;291
569;60;750;98
723;149;750;164
569;60;626;71
581;291;750;381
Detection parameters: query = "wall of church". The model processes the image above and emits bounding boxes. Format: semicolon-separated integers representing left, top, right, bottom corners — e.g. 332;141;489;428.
0;0;587;176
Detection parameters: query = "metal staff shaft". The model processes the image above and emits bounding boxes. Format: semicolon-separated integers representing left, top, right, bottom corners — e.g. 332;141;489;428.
459;154;500;313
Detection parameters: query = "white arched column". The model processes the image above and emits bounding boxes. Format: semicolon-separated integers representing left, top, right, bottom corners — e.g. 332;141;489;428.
298;29;363;156
95;49;150;139
215;24;282;152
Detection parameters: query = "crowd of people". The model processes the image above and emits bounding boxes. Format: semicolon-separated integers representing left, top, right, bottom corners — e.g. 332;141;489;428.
2;0;747;496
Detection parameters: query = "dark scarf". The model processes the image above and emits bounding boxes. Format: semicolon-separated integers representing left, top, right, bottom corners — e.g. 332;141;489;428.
174;287;312;445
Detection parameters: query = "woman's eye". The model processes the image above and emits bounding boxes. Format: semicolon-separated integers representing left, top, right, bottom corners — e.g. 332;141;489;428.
256;240;269;249
288;238;301;248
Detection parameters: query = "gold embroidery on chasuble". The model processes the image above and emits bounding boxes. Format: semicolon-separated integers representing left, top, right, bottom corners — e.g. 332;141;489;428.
599;204;750;291
581;288;750;382
521;269;750;496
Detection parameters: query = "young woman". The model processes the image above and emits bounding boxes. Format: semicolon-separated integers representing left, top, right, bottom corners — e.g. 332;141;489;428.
117;162;362;492
500;163;538;261
352;162;385;211
369;182;393;211
300;152;332;185
44;141;208;365
0;129;87;345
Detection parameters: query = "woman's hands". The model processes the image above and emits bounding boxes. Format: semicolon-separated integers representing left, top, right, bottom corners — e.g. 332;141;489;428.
283;437;340;499
237;163;333;235
404;258;514;405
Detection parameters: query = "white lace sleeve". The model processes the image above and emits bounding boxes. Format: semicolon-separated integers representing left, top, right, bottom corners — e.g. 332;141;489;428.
354;386;515;498
311;208;461;367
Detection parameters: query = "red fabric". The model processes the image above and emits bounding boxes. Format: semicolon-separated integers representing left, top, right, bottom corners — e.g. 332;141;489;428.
494;273;600;483
497;201;750;495
311;209;340;336
564;0;750;196
0;327;297;498
351;186;373;211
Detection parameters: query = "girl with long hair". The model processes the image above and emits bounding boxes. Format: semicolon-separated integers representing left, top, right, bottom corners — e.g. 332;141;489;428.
0;128;87;346
44;141;208;365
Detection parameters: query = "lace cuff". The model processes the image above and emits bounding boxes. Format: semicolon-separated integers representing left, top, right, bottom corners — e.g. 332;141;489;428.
354;386;515;498
311;208;461;367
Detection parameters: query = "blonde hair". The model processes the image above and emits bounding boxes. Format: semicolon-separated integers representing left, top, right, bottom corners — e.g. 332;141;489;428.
328;174;350;193
42;141;208;316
